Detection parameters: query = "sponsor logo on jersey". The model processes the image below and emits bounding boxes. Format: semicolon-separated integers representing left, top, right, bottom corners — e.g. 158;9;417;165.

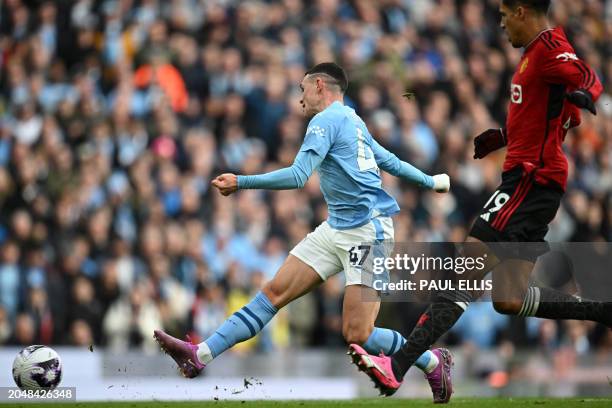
307;125;326;137
510;83;523;104
556;52;578;62
520;58;529;74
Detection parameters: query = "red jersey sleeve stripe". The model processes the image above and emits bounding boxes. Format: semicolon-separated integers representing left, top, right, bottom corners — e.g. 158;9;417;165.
577;60;596;89
584;65;597;89
540;32;553;49
541;37;554;50
572;61;592;88
542;32;558;50
571;61;587;82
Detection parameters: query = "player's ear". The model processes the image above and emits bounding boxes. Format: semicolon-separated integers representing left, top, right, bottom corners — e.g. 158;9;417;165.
316;77;325;93
516;5;526;20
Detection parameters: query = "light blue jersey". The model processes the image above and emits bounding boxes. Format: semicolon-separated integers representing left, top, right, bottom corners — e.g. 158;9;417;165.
301;102;399;228
238;101;434;230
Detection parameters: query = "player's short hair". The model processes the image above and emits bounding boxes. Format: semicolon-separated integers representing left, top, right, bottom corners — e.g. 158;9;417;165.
304;62;348;93
502;0;551;14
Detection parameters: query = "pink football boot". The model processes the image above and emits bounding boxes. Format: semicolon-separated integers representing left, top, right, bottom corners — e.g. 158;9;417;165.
425;348;454;404
347;343;402;396
153;329;205;378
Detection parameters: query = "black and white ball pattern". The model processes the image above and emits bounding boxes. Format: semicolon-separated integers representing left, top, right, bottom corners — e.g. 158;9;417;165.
12;345;62;390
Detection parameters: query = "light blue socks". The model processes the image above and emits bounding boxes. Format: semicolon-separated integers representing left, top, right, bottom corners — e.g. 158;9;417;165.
363;326;405;354
198;291;277;363
363;327;438;373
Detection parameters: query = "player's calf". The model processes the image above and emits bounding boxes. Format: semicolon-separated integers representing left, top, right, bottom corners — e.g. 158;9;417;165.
517;287;612;328
342;315;374;346
492;300;524;315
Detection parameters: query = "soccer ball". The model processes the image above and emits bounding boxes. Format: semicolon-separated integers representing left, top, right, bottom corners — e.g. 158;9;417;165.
12;345;62;390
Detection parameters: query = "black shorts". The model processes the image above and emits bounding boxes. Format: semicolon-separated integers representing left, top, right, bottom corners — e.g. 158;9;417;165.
469;166;563;261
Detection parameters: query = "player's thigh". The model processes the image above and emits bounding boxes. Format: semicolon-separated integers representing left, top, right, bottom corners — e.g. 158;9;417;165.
491;258;534;314
270;221;343;309
438;236;501;302
342;285;380;343
263;254;324;309
464;236;501;278
290;220;344;280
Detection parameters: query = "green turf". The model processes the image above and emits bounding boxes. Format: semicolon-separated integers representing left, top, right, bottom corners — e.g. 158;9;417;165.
4;399;612;408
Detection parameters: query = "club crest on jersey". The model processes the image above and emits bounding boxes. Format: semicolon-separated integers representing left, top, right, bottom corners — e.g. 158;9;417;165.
556;52;578;62
520;58;529;74
510;83;522;104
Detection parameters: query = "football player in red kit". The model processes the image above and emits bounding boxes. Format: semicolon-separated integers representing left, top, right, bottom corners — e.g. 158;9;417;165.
347;0;609;399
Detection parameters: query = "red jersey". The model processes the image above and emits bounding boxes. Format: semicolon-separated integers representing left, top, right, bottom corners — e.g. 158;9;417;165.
504;27;603;190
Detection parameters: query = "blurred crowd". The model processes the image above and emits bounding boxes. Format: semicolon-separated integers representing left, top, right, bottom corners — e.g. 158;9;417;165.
0;0;610;365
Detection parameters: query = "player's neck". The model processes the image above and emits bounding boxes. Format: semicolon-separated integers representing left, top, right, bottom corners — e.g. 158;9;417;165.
319;95;344;111
523;18;551;48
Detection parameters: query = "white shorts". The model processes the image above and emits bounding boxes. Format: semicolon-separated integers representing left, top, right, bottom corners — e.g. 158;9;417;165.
290;216;394;287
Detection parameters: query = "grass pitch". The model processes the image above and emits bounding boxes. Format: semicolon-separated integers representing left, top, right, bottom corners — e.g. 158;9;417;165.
4;398;612;408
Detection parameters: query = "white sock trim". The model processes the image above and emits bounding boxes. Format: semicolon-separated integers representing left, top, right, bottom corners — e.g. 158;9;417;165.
424;351;439;374
532;287;541;315
519;287;541;317
197;342;214;365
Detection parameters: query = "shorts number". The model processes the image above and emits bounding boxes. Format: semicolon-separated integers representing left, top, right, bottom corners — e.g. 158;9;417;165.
483;190;510;213
349;245;371;266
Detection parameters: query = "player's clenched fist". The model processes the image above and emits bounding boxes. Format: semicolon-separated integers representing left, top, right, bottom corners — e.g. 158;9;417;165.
212;173;238;196
432;174;450;193
566;89;596;115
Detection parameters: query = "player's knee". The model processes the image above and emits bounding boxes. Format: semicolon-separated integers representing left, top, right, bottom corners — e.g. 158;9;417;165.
493;300;523;315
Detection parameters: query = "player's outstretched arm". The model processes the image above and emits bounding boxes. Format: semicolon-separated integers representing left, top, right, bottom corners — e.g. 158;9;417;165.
371;138;450;193
211;150;323;196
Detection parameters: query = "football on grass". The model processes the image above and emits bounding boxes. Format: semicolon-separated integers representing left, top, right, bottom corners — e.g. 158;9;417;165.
12;345;62;390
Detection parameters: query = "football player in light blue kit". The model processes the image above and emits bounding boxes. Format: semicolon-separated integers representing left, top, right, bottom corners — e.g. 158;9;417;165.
154;63;453;401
